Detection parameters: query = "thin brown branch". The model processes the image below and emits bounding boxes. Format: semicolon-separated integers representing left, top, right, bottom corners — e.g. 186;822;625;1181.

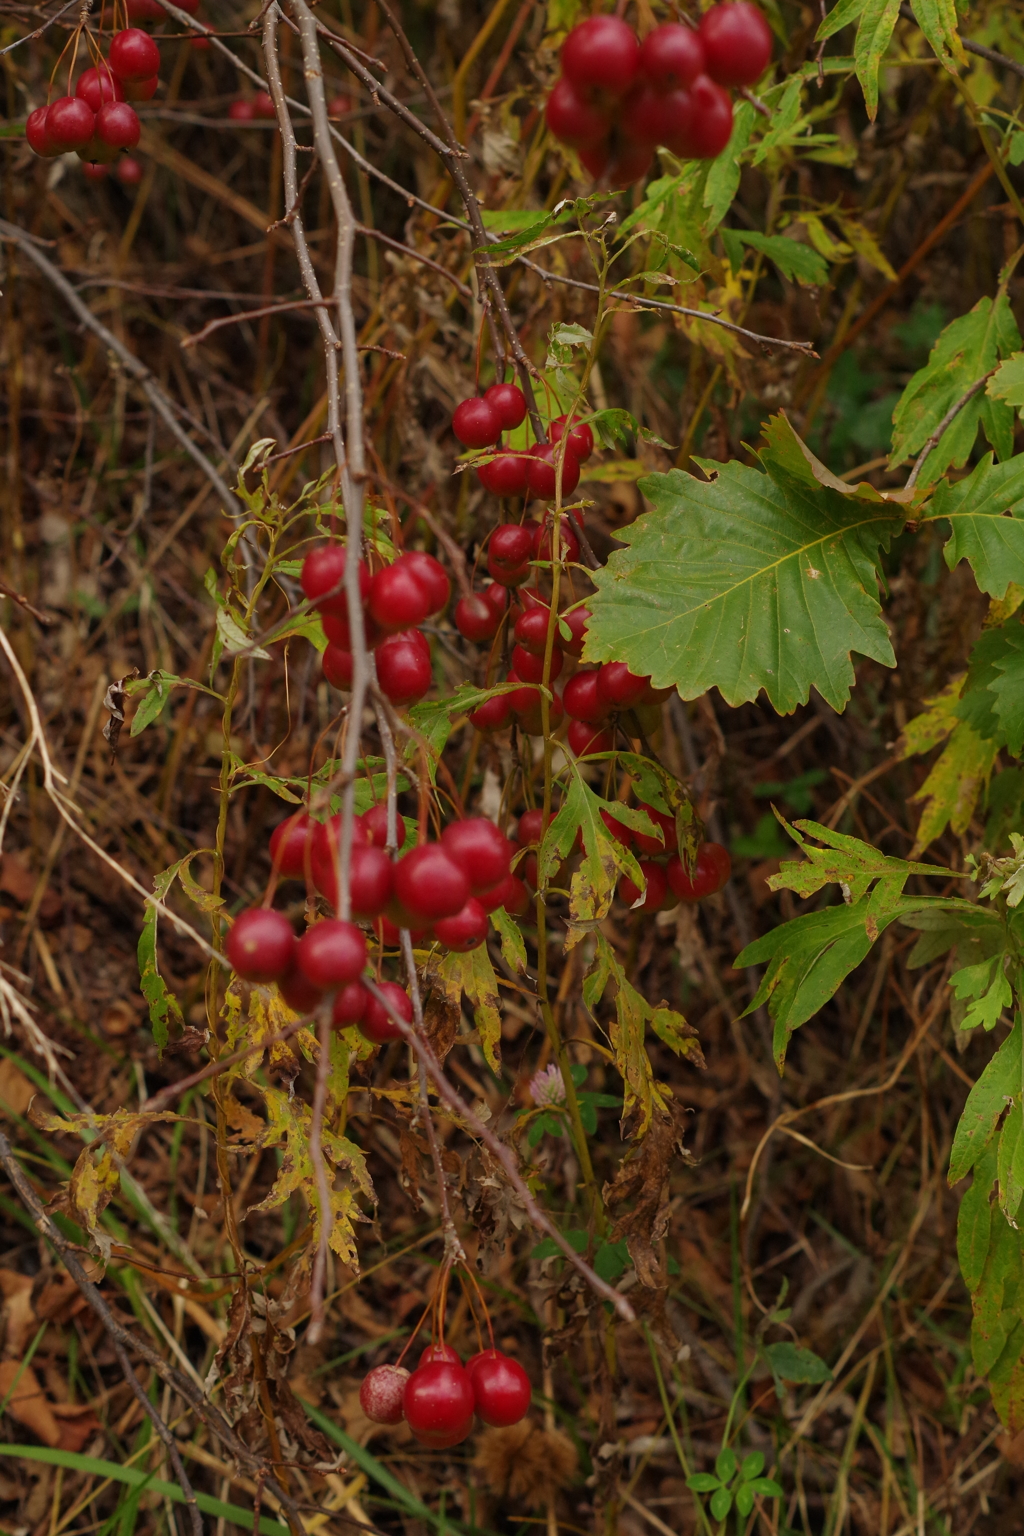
904;369;997;489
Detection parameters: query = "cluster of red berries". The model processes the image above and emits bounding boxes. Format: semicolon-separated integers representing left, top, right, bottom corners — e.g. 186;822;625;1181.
599;801;731;911
360;1342;531;1446
546;4;772;185
301;542;449;708
26;28;160;174
452;382;593;500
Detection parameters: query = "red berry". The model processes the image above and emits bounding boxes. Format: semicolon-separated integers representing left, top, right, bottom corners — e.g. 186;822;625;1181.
76;65;124;111
577;140;611;180
488;524;534;579
533;513;581;566
369;555;434;632
420;1342;462;1367
596;661;650;710
606;138;654;187
328;94;352;118
46;97;96;151
441;818;514;894
639;23;706;89
190;36;213;52
453;398;502;448
376;631;432;706
270;812;313;879
621;83;665;145
484;383;527;430
600;808;633;847
514;607;551;655
563;669;609;724
253;91;276;120
301;545;370;622
401;551;450;614
550;415;595;462
456;594;500;644
469;693;512;732
682;76;733;158
480;870;529;914
618;859;669;911
279;962;324;1014
545;75;610;148
81;161;109;180
363;804;404;850
511;643;563;684
559;606;590;657
360;981;413;1044
517;809;548;846
561;16;640;100
229;99;256;121
526;444;580;501
314;842;393;919
360;1364;409;1424
433;898;489;952
116;155;144;185
323;643;353;690
126;0;165;15
483;582;509;620
567;718;615;757
512;689;563;737
667;842;731;901
96;102;141;151
477;451;530;497
394;845;470;921
466;1351;531;1428
109;28;161;83
122;75;158;102
332;979;370;1026
25;107;58;157
226;908;295;983
638;803;677;853
295;918;367;989
699;2;773;87
403;1362;475;1446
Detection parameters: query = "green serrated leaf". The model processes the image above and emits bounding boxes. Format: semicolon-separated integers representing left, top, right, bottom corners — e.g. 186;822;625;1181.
924;454;1024;596
584;412;905;715
959;1142;997;1292
989;355;1024;410
997;1101;1024;1223
966;1195;1024;1431
216;605;270;660
910;0;965;68
431;944;502;1073
854;0;901;119
490;906;527;973
137;862;185;1052
766;817;945;904
727;230;829;286
949;1018;1022;1185
951;954;1013;1033
763;1340;833;1383
909;717;1000;855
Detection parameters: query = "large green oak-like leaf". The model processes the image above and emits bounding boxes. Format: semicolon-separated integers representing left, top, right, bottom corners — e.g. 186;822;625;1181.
924;454;1024;597
584;413;907;714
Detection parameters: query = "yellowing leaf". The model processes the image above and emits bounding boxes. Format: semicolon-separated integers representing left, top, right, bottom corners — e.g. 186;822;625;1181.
430;944;502;1072
909;719;999;854
899;677;964;759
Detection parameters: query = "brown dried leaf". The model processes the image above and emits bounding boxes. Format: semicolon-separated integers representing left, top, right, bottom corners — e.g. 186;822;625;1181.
0;1360;61;1446
101;669;139;757
604;1106;691;1290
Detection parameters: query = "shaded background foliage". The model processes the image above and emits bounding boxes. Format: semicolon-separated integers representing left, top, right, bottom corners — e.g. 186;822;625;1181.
3;0;1024;1532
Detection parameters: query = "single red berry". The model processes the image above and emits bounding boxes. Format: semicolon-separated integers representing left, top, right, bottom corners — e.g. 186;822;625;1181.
480;868;530;914
526;443;580;501
477;451;530;497
638;803;677;853
328;94;352;118
699;1;773;87
96;101;141;151
512;688;563;737
126;0;165;15
600;808;634;847
514;607;552;655
483;582;509;620
488;524;534;578
596;661;650;710
253;91;277;120
682;76;733;158
376;631;432;706
323;643;353;690
190;35;213;51
332;979;370;1026
269;812;313;879
345;848;395;918
116;155;144;185
109;27;161;82
650;86;694;156
420;1342;462;1367
511;643;563;684
25;107;58;157
441;818;514;894
605;138;654;187
403;1362;476;1446
229;98;256;121
550;415;594;462
394;845;470;922
559;606;590;658
563;669;610;724
360;981;413;1044
360;1364;409;1424
225;908;295;983
618;859;669;911
122;74;158;102
561;16;640;100
469;693;512;732
81;160;110;180
369;556;434;633
639;23;706;89
577;140;611;180
667;842;732;901
453;397;502;448
466;1350;531;1428
301;544;370;622
295;918;367;989
433;898;489;952
76;64;124;111
46;97;96;152
279;962;324;1014
533;513;581;566
567;718;615;757
401;551;450;614
484;382;527;430
455;594;500;644
517;809;548;846
363;803;404;850
621;83;664;145
545;75;610;148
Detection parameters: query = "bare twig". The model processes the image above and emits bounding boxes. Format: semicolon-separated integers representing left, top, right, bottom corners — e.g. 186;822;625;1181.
0;0;78;57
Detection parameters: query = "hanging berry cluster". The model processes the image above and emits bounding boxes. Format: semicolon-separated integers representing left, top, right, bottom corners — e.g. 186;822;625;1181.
26;26;160;176
546;3;773;185
361;1341;532;1445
